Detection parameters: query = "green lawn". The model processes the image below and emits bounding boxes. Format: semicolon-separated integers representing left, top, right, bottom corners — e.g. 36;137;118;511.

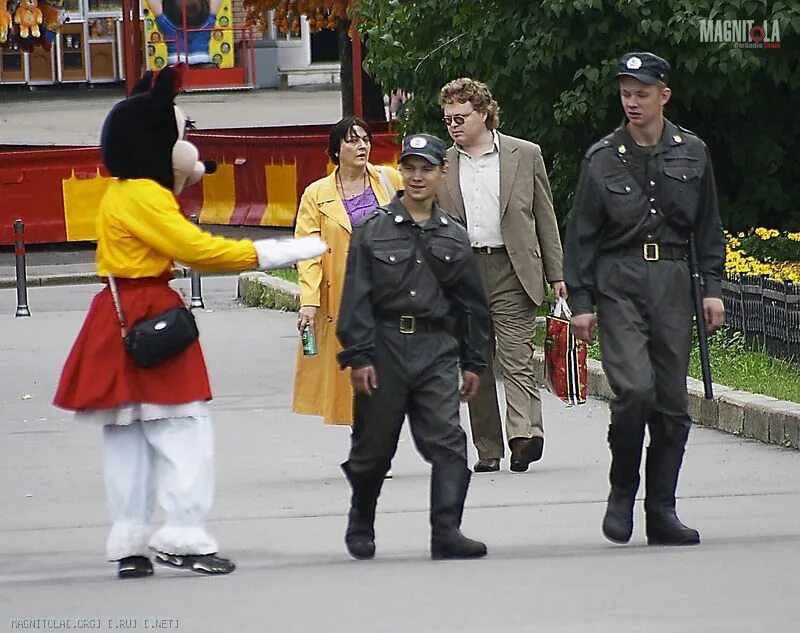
267;267;299;284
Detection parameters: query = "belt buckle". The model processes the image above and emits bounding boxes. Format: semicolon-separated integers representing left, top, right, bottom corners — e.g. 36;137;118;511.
399;315;416;334
643;243;660;261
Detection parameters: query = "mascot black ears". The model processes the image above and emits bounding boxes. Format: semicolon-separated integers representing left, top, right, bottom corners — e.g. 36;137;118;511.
101;64;215;195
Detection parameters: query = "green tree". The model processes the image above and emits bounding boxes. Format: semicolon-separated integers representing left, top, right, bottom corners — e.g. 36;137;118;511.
357;0;800;232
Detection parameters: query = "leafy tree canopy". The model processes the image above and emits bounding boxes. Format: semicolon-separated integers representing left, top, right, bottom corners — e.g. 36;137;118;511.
357;0;800;231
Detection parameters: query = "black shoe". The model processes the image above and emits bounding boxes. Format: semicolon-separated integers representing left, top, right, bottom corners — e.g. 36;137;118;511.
646;511;700;546
473;458;500;473
509;437;544;473
431;530;487;560
602;487;636;544
345;534;376;560
117;556;153;579
154;551;236;574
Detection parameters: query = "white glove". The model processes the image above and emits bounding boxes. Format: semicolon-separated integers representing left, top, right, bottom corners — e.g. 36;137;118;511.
254;237;327;269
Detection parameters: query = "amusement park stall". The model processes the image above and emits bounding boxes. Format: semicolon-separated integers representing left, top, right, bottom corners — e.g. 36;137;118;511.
0;0;251;88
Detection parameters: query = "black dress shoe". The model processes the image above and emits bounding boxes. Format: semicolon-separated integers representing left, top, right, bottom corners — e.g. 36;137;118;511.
473;458;500;473
509;437;544;472
117;556;153;579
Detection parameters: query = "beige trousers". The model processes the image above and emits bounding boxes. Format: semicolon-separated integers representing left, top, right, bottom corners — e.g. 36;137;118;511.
468;251;542;459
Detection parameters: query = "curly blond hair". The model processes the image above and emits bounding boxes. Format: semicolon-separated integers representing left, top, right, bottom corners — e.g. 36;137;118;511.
439;77;500;130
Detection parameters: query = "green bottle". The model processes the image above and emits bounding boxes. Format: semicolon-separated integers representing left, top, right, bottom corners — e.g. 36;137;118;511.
301;324;318;356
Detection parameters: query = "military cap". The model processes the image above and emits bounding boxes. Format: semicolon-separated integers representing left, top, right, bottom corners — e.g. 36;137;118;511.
616;52;670;85
400;133;447;165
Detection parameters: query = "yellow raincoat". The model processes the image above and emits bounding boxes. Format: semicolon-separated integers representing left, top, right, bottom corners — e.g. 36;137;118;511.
292;163;402;425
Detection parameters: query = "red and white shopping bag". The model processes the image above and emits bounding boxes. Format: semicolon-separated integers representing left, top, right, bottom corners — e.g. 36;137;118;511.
544;298;588;406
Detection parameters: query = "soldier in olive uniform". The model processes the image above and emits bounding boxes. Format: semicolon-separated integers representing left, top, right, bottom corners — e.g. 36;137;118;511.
337;134;491;561
564;52;726;546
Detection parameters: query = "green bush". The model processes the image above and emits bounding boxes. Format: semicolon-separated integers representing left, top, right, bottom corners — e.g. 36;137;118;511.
358;0;800;232
738;233;800;263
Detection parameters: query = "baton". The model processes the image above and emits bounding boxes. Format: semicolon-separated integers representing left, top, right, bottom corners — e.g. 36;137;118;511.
689;233;714;399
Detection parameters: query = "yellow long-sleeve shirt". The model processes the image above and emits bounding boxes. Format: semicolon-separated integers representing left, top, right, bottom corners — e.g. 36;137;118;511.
95;179;258;277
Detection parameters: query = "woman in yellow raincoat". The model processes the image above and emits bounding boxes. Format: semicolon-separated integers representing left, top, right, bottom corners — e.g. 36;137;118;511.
292;117;402;426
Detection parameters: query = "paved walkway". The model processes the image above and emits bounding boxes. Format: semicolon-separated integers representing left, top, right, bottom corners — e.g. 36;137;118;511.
0;279;799;632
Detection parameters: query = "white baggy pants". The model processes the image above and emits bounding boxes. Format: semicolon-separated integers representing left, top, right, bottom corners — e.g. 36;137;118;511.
102;416;218;561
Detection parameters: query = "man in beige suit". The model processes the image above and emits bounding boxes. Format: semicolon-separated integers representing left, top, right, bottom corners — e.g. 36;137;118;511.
437;78;567;473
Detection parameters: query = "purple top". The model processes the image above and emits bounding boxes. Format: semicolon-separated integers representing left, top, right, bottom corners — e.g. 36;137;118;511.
343;186;379;227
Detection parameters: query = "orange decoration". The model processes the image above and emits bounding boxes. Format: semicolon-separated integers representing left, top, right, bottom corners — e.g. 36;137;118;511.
242;0;351;33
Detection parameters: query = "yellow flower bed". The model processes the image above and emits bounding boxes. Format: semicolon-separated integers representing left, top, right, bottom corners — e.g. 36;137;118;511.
725;229;800;284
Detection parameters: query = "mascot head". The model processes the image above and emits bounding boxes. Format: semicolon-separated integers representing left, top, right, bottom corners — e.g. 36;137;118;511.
101;63;215;196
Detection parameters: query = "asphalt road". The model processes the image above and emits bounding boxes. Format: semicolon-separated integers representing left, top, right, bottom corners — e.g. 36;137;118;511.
1;279;799;632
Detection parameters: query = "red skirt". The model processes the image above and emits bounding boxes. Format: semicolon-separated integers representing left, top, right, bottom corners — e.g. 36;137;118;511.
54;276;211;411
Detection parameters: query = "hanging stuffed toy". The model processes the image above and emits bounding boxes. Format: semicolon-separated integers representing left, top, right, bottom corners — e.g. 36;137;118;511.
14;0;43;39
0;2;13;44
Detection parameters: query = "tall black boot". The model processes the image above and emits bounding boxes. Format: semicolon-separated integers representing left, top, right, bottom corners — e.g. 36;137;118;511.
429;462;487;560
602;425;644;544
645;431;700;546
341;462;385;560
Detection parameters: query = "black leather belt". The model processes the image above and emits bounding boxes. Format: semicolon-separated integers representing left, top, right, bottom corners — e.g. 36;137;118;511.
616;243;687;261
378;315;444;335
472;245;506;254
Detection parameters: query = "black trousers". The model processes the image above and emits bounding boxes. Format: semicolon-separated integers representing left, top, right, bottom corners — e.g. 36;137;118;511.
595;255;694;488
344;325;468;478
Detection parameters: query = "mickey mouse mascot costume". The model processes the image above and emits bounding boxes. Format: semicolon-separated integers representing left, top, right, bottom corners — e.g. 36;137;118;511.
54;64;325;579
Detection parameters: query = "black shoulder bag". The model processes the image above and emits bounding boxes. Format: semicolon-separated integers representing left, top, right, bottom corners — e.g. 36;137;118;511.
108;274;199;368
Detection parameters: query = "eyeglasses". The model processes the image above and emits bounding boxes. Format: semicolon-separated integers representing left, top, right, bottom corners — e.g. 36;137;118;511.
442;110;474;127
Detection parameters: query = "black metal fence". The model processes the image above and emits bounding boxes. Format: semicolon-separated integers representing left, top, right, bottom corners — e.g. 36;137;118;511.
722;274;800;361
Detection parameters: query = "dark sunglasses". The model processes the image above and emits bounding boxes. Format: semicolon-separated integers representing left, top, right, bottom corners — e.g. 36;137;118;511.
442;110;474;127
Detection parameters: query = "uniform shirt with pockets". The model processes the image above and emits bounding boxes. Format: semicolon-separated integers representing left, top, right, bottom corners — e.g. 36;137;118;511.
336;195;490;373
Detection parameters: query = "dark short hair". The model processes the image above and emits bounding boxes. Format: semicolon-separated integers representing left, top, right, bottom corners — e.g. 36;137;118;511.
327;116;371;165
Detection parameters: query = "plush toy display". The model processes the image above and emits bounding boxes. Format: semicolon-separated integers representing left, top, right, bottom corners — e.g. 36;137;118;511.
0;4;12;44
39;0;66;42
14;0;43;39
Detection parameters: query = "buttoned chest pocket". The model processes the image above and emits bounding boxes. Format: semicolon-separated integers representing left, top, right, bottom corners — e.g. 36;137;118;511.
428;238;465;286
602;176;641;224
662;160;701;220
371;247;413;287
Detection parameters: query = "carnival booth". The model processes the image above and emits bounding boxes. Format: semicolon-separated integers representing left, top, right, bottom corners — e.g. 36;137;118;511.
0;0;249;87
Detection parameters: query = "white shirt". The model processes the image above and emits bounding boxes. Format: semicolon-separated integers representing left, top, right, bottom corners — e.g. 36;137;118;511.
457;131;503;248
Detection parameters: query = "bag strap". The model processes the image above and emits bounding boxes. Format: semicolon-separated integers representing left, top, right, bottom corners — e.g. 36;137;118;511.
107;273;129;338
553;297;572;319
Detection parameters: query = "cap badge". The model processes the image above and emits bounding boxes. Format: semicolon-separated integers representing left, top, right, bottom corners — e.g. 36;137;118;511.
617;144;627;154
409;136;428;149
626;56;642;70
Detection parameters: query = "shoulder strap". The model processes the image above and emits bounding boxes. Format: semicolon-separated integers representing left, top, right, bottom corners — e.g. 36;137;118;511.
107;274;129;338
406;225;449;295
